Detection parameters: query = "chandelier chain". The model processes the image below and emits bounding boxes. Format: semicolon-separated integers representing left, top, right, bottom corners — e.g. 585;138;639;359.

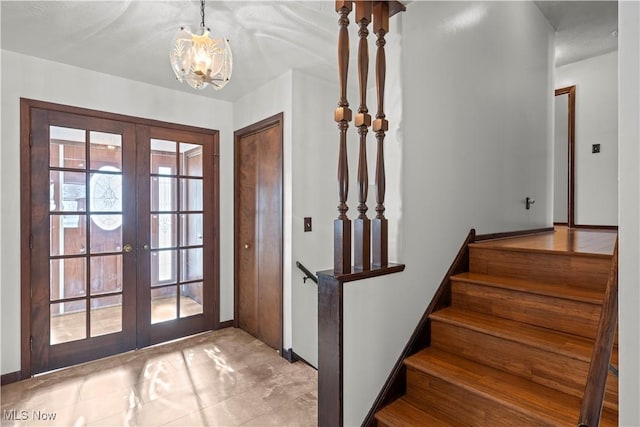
200;0;206;30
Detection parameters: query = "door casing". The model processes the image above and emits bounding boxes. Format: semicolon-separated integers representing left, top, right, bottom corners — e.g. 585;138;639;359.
554;86;576;228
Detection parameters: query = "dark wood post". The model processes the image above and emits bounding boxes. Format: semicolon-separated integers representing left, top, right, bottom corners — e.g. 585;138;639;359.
317;264;405;427
318;273;343;427
354;0;372;271
372;1;389;268
334;0;353;275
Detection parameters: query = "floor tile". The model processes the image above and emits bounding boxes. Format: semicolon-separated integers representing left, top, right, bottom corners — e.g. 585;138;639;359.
1;328;317;426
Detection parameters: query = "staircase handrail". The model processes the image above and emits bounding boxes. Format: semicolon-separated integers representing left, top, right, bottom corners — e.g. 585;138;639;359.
296;260;318;284
578;237;618;427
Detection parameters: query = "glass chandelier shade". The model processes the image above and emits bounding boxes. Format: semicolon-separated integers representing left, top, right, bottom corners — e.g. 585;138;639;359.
169;2;232;90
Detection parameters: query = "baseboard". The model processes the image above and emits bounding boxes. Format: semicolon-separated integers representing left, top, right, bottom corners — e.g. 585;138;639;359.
1;371;22;385
281;347;300;363
573;225;618;231
281;348;316;370
555;222;618;231
218;320;234;329
475;226;554;241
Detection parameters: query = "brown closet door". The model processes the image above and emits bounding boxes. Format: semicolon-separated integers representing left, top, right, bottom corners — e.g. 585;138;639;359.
236;132;259;337
235;114;283;351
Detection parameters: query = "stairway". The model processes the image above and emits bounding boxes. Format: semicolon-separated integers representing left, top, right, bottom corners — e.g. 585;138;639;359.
376;238;618;426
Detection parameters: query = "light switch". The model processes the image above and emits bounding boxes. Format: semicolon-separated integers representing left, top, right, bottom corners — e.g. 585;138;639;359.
592;144;601;153
304;217;312;232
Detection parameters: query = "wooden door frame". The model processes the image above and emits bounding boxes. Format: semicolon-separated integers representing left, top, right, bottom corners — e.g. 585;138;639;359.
554;86;576;228
19;98;220;379
233;112;284;354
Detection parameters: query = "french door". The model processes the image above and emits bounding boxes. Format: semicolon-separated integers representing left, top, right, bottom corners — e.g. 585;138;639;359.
135;125;217;347
27;103;218;374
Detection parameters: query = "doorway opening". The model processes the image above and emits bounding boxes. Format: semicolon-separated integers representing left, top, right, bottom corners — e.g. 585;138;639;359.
554;85;576;228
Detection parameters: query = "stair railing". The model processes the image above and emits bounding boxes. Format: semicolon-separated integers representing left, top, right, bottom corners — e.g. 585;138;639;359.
296;261;318;284
320;3;406;425
333;0;404;274
578;237;618;427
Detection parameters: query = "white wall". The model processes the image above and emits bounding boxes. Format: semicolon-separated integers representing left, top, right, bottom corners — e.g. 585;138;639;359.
554;94;569;223
0;50;234;375
556;51;618;226
343;2;554;424
290;70;337;367
233;70;294;350
618;1;640;425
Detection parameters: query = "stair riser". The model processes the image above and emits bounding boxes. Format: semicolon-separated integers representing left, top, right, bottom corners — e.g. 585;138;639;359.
469;247;610;290
405;367;557;427
451;281;601;339
375;399;456;427
430;320;618;409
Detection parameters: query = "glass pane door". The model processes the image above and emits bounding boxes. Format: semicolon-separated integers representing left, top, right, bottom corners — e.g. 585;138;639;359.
136;126;216;346
30;110;137;373
49;127;127;343
27;104;219;374
149;139;204;323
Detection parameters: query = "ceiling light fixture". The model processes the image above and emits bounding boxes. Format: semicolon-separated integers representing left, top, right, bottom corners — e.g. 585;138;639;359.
170;0;232;90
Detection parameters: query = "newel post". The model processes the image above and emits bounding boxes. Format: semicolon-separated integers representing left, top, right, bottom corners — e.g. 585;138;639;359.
334;0;353;275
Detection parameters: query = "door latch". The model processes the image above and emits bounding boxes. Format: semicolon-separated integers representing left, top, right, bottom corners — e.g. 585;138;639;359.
526;197;535;210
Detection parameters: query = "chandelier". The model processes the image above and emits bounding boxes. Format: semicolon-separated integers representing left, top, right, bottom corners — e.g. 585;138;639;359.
169;0;232;90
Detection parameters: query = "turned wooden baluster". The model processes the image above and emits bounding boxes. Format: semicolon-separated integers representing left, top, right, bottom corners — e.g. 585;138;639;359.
372;1;388;268
354;1;372;271
334;0;353;274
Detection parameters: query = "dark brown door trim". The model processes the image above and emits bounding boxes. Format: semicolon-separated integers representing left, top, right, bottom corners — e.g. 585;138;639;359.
233;113;284;354
20;98;220;378
19;100;33;381
20;98;218;136
555;86;576;228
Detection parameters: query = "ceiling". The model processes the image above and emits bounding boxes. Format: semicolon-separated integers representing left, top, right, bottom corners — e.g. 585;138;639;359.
534;1;618;67
1;1;337;102
1;1;619;102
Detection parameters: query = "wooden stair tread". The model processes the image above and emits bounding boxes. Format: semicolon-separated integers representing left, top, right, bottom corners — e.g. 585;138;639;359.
451;272;605;304
468;241;613;259
375;398;455;427
430;307;597;362
405;348;618;427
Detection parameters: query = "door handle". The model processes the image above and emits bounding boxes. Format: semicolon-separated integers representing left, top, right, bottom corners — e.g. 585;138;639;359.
123;244;133;253
244;243;250;249
143;244;150;250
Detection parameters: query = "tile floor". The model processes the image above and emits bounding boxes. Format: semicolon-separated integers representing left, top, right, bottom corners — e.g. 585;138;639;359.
1;328;317;426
